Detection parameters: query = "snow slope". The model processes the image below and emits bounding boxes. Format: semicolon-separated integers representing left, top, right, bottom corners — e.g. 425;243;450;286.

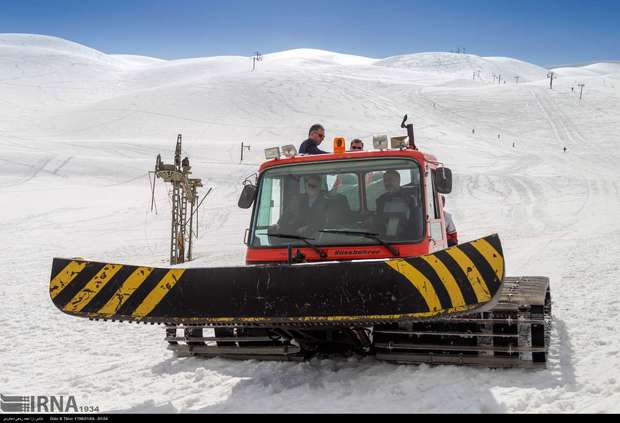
1;34;620;413
377;52;549;83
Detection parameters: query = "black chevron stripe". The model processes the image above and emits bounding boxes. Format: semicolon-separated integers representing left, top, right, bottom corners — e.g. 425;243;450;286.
433;250;478;306
459;243;502;293
80;264;139;314
52;261;107;309
485;234;503;256
406;256;454;309
116;267;170;316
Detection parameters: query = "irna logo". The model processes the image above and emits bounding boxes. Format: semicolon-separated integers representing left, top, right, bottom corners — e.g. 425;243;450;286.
1;394;79;413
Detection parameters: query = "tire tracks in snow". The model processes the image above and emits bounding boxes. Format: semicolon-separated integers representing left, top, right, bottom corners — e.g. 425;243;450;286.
528;87;594;229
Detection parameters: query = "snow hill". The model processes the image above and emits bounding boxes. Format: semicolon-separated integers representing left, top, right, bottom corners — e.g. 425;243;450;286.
377;52;549;83
1;33;620;413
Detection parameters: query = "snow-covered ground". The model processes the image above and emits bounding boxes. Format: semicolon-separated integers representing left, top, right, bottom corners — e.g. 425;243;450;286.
1;33;620;413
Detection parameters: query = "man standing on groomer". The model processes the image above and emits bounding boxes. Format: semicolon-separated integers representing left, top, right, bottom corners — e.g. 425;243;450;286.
350;138;364;151
299;124;328;155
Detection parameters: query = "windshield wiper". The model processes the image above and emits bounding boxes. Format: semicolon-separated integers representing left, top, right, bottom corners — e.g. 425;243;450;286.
319;229;400;257
268;233;327;259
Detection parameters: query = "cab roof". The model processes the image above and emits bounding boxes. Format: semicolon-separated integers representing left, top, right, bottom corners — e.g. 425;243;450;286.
258;148;438;173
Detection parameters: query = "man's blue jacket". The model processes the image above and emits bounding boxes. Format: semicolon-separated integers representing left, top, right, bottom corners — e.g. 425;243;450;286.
299;138;328;155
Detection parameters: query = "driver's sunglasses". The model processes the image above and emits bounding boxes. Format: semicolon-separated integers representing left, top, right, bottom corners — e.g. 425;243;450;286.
351;145;363;150
307;183;320;189
314;132;325;139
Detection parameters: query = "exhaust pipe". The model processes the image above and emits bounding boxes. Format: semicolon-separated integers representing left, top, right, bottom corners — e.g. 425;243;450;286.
401;114;417;150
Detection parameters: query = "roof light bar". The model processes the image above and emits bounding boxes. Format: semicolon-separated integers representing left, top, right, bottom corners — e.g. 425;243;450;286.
281;145;297;158
391;136;408;149
264;147;281;160
373;135;389;150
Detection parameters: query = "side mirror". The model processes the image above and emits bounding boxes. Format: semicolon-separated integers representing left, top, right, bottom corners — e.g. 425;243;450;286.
238;184;257;209
435;167;452;194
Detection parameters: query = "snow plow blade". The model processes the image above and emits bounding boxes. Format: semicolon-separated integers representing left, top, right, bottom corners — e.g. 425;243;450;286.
49;234;505;326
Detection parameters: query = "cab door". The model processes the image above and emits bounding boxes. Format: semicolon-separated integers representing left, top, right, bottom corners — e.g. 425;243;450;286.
425;164;447;252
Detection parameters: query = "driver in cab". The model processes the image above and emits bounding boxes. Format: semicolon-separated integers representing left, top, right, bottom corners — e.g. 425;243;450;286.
269;175;350;239
374;170;422;240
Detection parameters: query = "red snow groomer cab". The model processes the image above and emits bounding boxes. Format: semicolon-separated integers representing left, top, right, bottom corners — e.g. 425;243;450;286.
244;137;453;265
49;117;551;368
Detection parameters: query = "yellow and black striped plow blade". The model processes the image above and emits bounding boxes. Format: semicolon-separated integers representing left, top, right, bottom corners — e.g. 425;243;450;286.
49;234;505;326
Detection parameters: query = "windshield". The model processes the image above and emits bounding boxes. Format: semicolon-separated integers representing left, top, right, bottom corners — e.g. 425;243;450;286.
251;158;424;247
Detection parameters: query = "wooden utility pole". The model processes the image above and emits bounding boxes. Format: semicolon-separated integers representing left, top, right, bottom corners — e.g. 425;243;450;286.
152;135;204;265
578;83;585;100
240;141;251;162
547;72;556;89
252;52;263;71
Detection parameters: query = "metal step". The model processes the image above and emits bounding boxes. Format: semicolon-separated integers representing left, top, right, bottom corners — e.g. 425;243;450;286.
168;343;301;356
431;317;544;324
165;336;277;343
373;330;522;338
376;353;547;369
374;342;546;354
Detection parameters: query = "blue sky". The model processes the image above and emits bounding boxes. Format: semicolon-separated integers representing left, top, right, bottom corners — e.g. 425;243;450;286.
1;0;618;66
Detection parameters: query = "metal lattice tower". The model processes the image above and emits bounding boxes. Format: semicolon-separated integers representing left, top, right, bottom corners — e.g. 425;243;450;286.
152;134;204;265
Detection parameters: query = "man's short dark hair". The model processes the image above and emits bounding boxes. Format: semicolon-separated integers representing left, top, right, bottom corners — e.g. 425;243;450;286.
308;124;325;136
384;170;400;179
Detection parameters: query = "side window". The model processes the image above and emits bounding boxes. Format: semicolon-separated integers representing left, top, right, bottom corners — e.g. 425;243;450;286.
428;169;443;241
426;169;439;219
256;177;282;228
253;177;283;246
271;178;282;224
